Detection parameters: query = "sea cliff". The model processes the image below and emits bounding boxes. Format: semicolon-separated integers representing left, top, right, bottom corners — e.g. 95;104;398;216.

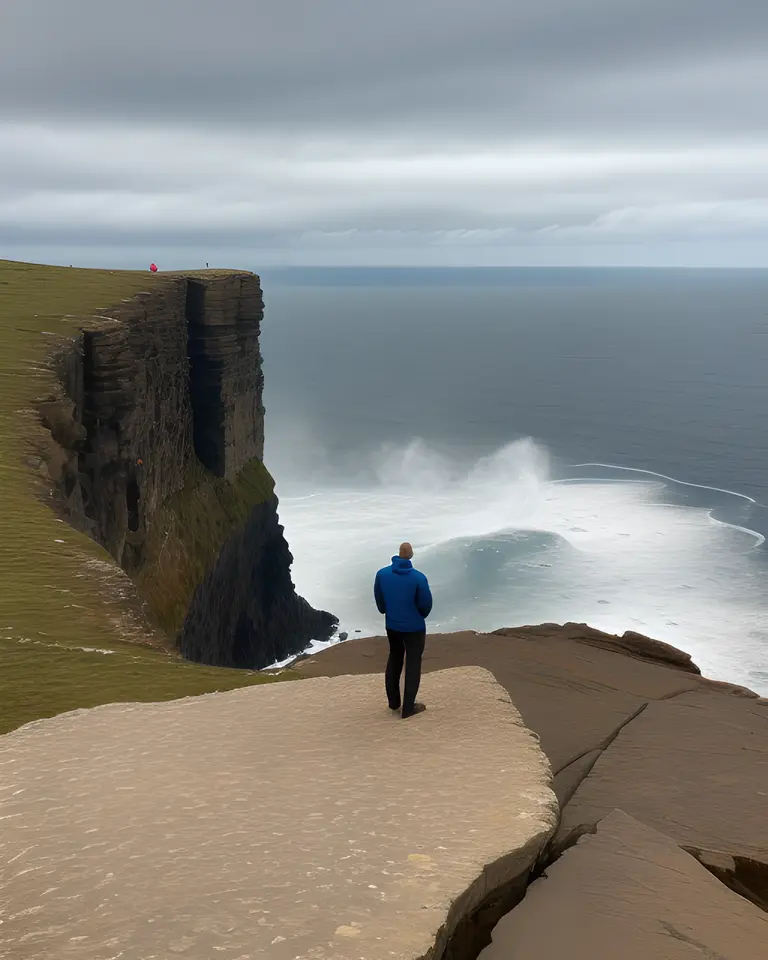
0;261;765;959
28;266;336;667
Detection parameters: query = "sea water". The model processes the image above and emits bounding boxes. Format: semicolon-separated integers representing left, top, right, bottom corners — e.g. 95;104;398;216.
261;268;768;693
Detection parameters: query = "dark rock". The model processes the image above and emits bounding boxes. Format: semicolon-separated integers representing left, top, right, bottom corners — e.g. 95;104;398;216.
184;276;265;479
38;272;336;667
42;279;197;561
338;631;348;641
180;498;336;669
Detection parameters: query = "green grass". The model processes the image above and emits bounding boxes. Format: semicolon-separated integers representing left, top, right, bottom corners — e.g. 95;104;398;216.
0;259;286;736
0;636;294;736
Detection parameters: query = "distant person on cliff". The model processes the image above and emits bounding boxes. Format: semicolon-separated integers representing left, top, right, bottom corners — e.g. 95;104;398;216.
374;542;433;719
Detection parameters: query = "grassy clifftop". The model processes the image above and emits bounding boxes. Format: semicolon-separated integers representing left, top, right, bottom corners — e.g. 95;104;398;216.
0;260;286;735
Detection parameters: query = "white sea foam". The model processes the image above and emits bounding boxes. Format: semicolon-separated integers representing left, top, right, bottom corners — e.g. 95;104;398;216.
267;635;342;671
272;438;768;693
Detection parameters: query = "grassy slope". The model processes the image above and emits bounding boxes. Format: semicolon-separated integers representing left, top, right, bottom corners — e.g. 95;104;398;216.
0;259;286;736
0;639;287;736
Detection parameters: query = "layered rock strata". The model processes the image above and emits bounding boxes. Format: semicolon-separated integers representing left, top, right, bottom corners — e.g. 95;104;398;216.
37;272;335;666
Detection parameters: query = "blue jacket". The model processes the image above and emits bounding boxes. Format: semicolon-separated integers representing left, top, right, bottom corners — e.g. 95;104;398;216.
374;557;433;632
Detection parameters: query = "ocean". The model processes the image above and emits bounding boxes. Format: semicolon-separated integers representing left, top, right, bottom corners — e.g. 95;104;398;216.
259;268;768;693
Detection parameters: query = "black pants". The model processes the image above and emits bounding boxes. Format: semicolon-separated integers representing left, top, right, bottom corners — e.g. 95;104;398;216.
385;628;426;712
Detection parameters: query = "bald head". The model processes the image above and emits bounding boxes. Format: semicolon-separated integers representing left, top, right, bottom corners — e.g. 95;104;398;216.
398;542;414;560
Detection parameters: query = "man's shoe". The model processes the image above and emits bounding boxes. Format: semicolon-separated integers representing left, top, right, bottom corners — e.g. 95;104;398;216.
388;703;401;711
401;703;426;719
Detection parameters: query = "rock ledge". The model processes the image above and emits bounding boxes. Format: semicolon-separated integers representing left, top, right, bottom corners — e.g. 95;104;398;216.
0;667;557;960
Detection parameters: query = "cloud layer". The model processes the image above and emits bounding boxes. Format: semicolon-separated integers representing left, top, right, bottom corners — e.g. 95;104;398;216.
2;0;768;266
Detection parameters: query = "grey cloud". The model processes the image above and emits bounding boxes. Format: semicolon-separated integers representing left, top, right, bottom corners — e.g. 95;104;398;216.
1;0;767;135
2;0;768;265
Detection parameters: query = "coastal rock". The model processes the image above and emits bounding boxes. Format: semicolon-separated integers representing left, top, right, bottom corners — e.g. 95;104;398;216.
296;624;768;914
184;275;265;478
37;272;335;665
45;274;261;557
493;622;702;674
479;810;768;959
181;498;336;668
0;668;558;960
296;626;703;771
554;687;768;894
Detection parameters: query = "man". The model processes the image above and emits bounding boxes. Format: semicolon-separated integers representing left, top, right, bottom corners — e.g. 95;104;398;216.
374;542;433;719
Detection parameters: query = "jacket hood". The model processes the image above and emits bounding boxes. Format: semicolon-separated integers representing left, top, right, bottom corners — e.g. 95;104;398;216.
391;556;413;575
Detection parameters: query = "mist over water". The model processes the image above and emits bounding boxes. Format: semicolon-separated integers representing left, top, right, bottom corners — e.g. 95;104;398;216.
261;270;768;693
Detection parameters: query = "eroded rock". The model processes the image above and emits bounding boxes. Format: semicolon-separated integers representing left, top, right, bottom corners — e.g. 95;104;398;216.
479;811;768;959
554;687;768;873
180;498;336;668
296;627;703;771
36;272;335;666
298;626;768;915
494;622;702;674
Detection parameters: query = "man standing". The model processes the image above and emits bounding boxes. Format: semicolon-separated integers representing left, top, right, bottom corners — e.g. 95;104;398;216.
374;542;433;719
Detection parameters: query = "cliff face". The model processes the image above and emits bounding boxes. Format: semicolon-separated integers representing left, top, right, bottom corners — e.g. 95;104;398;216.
185;277;265;480
181;502;337;668
39;272;336;668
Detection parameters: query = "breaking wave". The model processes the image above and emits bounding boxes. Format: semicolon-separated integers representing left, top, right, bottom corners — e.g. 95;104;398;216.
274;437;768;693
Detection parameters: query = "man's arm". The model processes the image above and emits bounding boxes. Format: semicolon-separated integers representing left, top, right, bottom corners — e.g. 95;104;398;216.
374;572;387;614
415;575;433;618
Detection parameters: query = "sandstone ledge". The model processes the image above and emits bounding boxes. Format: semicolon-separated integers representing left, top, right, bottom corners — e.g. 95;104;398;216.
479;810;768;959
0;668;557;960
297;625;768;922
554;687;768;866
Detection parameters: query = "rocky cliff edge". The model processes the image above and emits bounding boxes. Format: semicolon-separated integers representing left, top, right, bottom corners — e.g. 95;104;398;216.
297;622;768;956
0;667;557;960
33;269;336;666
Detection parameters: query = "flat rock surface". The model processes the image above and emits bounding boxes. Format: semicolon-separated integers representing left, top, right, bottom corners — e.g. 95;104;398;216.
479;810;768;959
296;627;703;771
299;627;768;909
0;667;557;960
556;688;768;863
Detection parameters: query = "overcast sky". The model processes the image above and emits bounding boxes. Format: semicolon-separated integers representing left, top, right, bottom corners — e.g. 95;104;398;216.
2;0;768;268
